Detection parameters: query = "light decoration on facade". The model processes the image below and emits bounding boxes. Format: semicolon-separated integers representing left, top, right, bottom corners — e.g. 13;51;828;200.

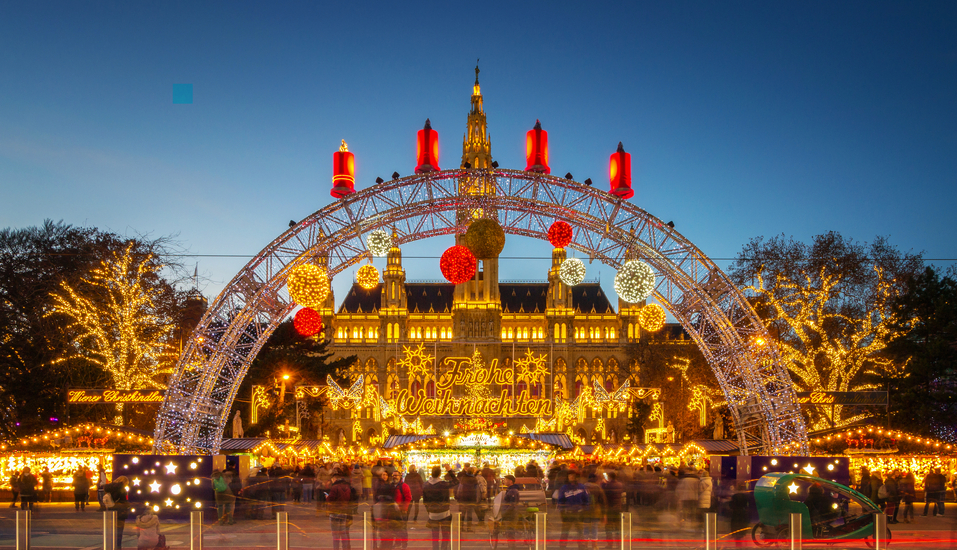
638;303;666;332
455;433;500;447
114;455;212;518
326;375;364;409
357;264;380;290
810;426;954;452
547;221;573;248
399;417;435;435
286;264;330;308
439;245;477;284
514;349;549;383
592;379;631;412
397;343;435;379
366;229;393;257
462;218;506;258
559;258;586;286
293;308;323;337
615;260;656;303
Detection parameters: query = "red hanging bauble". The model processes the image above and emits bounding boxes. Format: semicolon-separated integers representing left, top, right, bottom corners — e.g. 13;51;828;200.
440;245;477;284
547;221;573;248
294;307;324;337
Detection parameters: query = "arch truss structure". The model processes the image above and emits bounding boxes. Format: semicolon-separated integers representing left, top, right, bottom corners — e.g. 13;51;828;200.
154;169;808;455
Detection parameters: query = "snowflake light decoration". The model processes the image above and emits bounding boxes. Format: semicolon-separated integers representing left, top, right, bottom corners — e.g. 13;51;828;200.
287;263;330;308
638;303;666;332
366;229;392;257
326;375;364;408
614;260;655;303
515;348;549;383
559;258;586;286
397;343;435;378
357;264;379;289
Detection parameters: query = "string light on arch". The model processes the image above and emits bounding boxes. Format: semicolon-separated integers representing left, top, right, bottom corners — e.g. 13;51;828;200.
559;258;586;286
639;303;666;332
366;229;392;257
287;264;330;308
615;260;655;303
357;264;379;289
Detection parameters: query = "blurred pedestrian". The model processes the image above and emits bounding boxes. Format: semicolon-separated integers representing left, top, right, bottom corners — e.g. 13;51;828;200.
73;468;90;511
405;465;424;522
423;466;458;550
601;471;624;549
104;476;130;549
900;472;916;523
675;468;699;526
18;467;38;512
9;470;20;508
41;467;53;502
326;467;358;550
583;473;607;549
134;509;161;550
557;470;588;550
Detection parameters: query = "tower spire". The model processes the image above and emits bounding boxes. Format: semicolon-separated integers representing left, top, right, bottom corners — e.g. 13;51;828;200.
462;64;492;171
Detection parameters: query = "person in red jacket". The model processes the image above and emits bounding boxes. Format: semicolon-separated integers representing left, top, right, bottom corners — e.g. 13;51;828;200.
326;467;358;550
392;471;412;549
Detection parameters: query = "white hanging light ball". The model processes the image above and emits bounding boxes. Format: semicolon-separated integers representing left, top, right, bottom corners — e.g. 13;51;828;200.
614;260;656;303
559;258;586;286
366;229;392;257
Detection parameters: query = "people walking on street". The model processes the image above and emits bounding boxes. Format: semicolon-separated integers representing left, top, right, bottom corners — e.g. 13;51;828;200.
675;468;700;527
18;467;38;512
392;470;412;549
455;466;482;532
9;470;20;508
500;475;521;550
423;466;458;550
326;467;358;550
601;471;624;548
583;473;608;549
557;470;589;550
41;467;53;502
698;469;714;526
405;465;424;522
900;472;916;523
104;476;130;549
73;468;91;511
922;468;946;517
97;466;109;511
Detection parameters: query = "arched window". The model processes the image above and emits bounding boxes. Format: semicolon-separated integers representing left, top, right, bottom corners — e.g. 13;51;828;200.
609;327;616;339
628;323;633;339
387;324;393;341
554;324;560;340
426;380;436;398
574;377;585;397
531;382;542;398
410;379;422;395
517;381;527;396
561;324;567;339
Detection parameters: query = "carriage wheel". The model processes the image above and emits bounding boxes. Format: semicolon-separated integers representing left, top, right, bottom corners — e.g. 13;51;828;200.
751;523;779;547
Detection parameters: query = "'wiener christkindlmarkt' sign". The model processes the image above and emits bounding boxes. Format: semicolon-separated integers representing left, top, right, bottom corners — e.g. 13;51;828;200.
67;389;166;404
795;391;887;406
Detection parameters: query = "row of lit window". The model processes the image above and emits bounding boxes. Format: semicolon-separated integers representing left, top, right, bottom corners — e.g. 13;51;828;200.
501;327;545;340
336;327;380;340
574;327;616;341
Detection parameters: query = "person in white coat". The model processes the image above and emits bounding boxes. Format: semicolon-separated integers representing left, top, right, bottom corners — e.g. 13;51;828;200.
697;469;714;526
134;510;161;550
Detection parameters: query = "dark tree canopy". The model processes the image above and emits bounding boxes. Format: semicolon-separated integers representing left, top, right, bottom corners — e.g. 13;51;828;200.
884;266;957;441
232;320;356;439
0;221;188;440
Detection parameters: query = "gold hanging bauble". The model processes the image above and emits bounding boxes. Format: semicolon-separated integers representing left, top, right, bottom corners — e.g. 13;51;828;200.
357;264;380;290
287;263;330;308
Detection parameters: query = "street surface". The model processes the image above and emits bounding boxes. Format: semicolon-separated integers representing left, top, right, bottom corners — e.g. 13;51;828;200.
1;500;955;550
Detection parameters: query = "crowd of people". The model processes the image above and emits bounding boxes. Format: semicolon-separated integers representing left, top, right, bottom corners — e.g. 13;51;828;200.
854;466;954;523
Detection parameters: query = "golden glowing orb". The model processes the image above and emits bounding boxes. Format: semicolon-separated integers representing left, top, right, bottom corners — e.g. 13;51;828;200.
357;264;380;289
287;263;330;308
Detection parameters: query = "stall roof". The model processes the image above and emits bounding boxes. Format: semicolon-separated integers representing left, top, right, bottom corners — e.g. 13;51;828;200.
220;438;268;451
383;435;439;449
519;433;575;450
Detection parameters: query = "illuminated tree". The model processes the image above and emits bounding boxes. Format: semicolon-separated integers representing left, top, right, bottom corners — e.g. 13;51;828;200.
48;243;178;422
730;232;922;430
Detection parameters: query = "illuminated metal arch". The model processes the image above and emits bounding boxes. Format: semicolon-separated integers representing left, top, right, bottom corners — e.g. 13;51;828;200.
154;169;807;455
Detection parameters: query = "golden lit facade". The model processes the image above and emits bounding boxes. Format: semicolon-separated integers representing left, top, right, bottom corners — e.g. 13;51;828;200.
321;74;690;446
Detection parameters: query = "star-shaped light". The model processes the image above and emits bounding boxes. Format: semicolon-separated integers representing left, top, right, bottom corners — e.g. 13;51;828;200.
788;482;799;494
803;464;816;475
149;480;161;493
132;478;141;486
164;499;173;507
165;462;178;475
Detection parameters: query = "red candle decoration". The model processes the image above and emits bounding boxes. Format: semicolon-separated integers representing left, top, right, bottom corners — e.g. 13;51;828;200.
547;220;573;248
294;307;324;337
415;118;440;173
525;119;550;174
609;141;634;199
439;245;477;284
330;140;356;198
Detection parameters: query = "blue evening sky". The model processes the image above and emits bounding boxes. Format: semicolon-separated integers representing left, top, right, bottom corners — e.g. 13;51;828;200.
1;1;954;309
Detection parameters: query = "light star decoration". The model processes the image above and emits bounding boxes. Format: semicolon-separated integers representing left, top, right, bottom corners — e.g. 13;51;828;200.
398;343;435;379
514;349;549;384
803;464;816;475
788;482;800;494
165;462;177;475
132;478;141;486
149;480;161;493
